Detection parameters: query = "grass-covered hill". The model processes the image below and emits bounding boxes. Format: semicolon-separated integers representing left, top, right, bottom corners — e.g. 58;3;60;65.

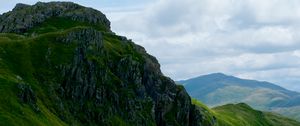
192;99;300;126
179;73;300;121
0;2;207;126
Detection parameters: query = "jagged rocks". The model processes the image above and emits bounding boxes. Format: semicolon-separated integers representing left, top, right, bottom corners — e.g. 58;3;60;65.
1;2;208;126
58;28;103;101
12;3;30;11
50;27;203;125
0;2;110;33
17;83;39;112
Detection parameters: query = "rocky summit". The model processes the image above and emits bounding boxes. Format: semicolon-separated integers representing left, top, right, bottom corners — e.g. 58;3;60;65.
0;2;110;33
0;2;212;126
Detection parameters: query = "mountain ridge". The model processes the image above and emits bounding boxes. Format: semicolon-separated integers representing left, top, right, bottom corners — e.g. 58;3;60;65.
179;73;290;92
0;2;206;125
0;1;111;33
1;2;300;126
179;72;300;121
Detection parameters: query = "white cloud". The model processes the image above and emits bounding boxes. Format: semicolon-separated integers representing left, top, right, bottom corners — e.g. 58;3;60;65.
1;0;300;91
246;0;300;23
108;0;300;91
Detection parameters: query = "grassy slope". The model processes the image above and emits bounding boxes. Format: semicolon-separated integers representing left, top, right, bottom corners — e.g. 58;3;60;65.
0;18;139;125
2;17;300;126
0;33;68;125
192;99;300;126
213;103;271;126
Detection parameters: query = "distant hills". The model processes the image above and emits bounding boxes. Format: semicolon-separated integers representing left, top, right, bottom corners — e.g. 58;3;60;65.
178;73;300;121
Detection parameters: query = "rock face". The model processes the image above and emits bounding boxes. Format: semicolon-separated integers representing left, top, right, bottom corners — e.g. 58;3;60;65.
0;2;110;33
0;2;209;126
17;83;39;112
53;28;203;125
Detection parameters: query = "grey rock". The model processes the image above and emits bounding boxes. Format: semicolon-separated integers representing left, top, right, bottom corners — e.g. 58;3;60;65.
52;27;204;125
17;83;39;112
3;2;209;126
0;2;110;33
12;3;30;11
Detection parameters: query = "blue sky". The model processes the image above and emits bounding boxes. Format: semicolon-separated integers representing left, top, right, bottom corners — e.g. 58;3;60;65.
1;0;300;92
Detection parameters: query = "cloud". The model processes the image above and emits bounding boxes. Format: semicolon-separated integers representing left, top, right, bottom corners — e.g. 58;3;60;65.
1;0;300;91
108;0;300;91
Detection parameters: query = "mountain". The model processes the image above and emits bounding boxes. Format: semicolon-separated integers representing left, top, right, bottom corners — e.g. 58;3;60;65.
213;103;300;126
178;73;300;121
0;2;207;126
1;2;299;126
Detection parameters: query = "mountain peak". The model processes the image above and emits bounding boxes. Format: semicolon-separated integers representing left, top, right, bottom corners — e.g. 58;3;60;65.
196;72;234;81
206;72;229;77
13;3;30;11
183;72;288;91
211;72;226;75
0;2;204;125
0;2;111;33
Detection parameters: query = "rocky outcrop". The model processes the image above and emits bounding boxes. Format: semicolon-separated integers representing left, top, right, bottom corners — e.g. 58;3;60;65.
0;2;110;33
17;83;39;112
1;2;208;126
50;28;204;125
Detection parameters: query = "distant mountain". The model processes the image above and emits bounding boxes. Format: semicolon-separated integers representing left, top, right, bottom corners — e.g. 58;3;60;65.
178;73;300;121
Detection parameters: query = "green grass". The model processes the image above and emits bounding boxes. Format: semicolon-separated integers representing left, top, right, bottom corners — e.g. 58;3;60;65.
0;16;151;125
2;10;299;126
0;33;67;126
0;25;75;126
191;99;300;126
26;17;109;35
0;71;66;126
192;99;218;126
213;103;270;126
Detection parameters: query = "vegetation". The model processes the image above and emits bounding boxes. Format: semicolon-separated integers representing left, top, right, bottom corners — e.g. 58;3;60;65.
0;16;148;125
180;73;300;121
1;2;300;126
25;17;109;35
0;2;201;125
191;99;300;126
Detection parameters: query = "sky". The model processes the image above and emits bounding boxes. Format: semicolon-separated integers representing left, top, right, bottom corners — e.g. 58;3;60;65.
1;0;300;92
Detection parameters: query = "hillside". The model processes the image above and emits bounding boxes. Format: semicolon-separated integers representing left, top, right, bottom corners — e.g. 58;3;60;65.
1;2;300;126
179;73;300;121
0;2;207;126
192;99;300;126
213;103;300;126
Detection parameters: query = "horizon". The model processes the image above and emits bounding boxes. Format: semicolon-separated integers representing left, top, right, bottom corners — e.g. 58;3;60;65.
178;72;295;91
1;0;300;92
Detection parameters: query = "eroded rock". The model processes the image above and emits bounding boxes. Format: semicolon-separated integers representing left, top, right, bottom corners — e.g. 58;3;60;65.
17;83;39;112
0;2;110;33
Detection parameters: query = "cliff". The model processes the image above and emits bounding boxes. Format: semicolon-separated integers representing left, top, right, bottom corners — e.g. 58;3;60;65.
0;2;211;126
